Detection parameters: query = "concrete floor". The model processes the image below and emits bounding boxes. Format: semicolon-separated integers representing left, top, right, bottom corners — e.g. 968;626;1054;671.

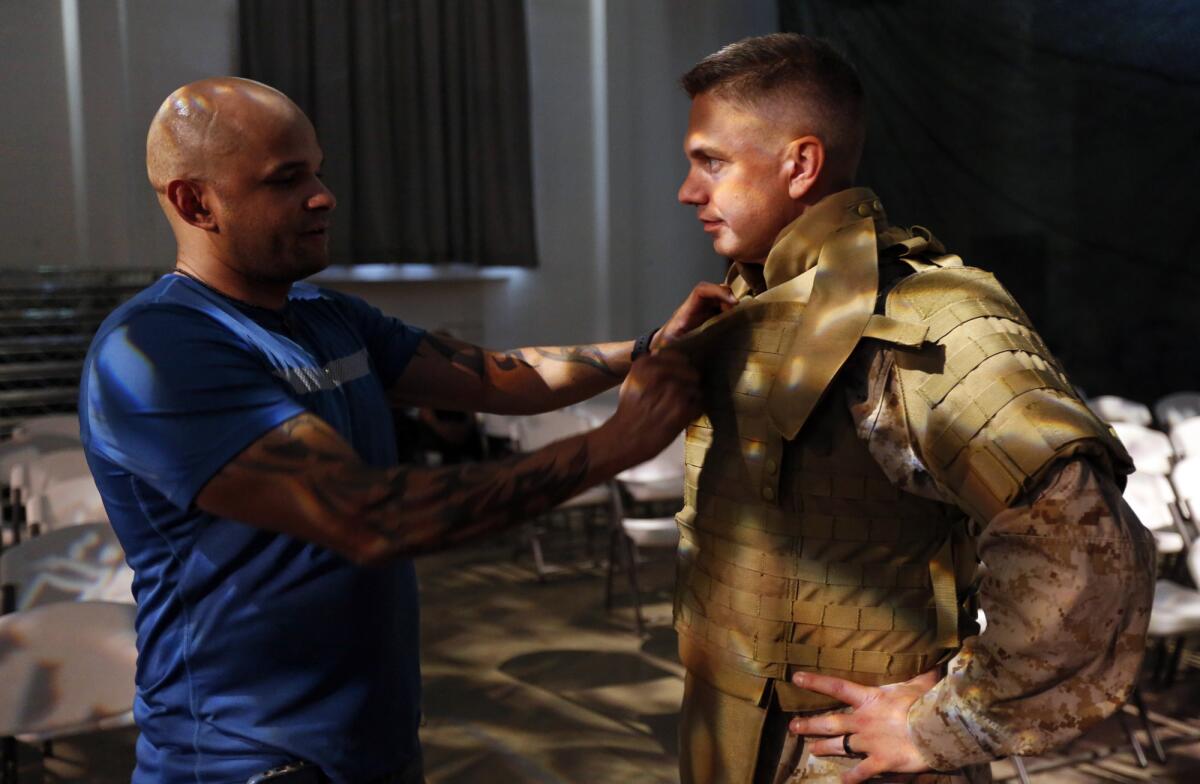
12;531;1200;782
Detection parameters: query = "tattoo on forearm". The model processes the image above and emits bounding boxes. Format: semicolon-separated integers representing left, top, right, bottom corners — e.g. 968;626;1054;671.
492;345;623;380
227;414;593;558
361;445;591;553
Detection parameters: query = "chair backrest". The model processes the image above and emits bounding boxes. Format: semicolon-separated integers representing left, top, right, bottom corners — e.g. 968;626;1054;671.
1156;391;1200;430
9;448;91;497
1170;417;1200;461
511;410;592;451
1110;422;1175;475
0;436;81;486
1122;471;1176;531
25;474;109;531
1189;543;1200;588
568;394;618;428
10;414;81;442
617;431;686;484
0;522;131;611
1088;395;1153;426
0;600;137;739
479;413;519;440
1171;457;1200;515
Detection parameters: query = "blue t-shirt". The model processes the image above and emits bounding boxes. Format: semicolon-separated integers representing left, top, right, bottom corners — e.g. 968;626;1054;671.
80;274;426;784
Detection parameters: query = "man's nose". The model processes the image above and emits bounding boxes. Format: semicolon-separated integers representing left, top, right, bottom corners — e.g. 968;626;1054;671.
307;179;337;212
677;171;705;206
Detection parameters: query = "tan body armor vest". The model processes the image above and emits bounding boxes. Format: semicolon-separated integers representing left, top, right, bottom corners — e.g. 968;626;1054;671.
674;298;972;712
671;200;1130;713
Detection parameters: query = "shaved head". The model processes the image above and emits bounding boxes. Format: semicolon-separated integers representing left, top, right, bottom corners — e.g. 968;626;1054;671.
147;77;335;299
146;77;302;193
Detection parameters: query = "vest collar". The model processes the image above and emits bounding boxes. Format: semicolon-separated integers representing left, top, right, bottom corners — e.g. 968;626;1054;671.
744;187;886;291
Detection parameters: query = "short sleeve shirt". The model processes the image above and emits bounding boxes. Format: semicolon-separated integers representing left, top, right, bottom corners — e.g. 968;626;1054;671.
80;274;425;784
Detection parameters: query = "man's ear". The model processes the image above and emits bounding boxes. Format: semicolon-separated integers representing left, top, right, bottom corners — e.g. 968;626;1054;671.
166;179;218;231
783;135;825;201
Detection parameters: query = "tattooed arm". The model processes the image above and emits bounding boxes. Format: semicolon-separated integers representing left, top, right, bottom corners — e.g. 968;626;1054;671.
197;350;701;564
388;282;736;414
390;334;633;414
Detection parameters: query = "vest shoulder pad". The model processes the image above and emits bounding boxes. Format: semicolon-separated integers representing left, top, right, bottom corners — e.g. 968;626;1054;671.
884;266;1132;524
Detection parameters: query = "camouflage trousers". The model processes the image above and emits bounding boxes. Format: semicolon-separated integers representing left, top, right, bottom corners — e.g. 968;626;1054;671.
679;672;989;784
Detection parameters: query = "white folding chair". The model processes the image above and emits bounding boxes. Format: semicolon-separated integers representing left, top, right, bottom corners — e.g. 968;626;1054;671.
1125;544;1200;767
9;450;106;536
1087;395;1153;426
1111;423;1175;476
568;391;618;428
511;411;612;510
0;523;132;612
1172;457;1200;521
1123;472;1185;555
605;433;684;636
0;602;137;764
511;411;613;579
1155;392;1200;431
9;415;81;442
1170;416;1200;461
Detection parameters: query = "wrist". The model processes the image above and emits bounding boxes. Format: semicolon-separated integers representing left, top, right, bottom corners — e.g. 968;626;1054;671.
631;327;660;362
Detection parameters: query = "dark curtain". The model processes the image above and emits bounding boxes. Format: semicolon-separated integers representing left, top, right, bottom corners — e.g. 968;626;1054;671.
780;0;1200;403
240;0;537;267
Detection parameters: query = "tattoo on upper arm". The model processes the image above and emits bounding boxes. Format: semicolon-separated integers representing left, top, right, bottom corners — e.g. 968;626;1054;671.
422;333;486;380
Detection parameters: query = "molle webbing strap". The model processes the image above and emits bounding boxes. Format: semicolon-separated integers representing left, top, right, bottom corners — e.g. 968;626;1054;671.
767;218;880;440
925;298;1026;343
918;329;1053;407
929;365;1074;469
688;566;938;631
679;523;929;588
676;604;937;677
861;315;929;348
682;492;949;542
928;536;960;650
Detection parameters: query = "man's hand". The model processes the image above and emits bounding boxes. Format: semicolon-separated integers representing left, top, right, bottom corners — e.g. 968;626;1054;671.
788;669;940;784
652;282;738;350
597;349;702;467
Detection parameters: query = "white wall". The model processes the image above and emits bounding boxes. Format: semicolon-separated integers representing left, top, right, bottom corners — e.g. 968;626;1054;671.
0;0;238;271
1;0;776;349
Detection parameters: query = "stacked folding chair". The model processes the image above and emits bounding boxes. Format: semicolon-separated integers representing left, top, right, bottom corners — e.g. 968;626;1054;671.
604;432;684;636
0;522;136;783
510;410;614;580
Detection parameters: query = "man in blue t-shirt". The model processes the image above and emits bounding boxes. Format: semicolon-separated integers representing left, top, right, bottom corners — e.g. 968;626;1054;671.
81;77;736;784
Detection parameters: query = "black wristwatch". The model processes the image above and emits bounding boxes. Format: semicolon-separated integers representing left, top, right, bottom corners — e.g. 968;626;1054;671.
631;327;660;362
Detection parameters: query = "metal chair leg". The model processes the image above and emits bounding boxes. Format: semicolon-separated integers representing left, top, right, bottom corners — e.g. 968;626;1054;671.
620;533;646;636
1165;637;1186;688
1010;755;1032;784
529;527;548;582
2;736;17;784
604;526;619;611
1132;686;1168;764
1117;709;1149;768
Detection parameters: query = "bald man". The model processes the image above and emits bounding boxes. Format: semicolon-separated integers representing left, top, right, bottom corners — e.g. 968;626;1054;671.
80;77;733;784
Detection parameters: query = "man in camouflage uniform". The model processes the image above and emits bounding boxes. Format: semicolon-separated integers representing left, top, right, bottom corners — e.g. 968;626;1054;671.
669;33;1156;784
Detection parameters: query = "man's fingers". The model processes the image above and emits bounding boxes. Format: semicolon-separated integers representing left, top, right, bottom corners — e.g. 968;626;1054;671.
788;712;850;737
792;671;873;707
841;756;889;784
691;281;737;306
803;735;850;757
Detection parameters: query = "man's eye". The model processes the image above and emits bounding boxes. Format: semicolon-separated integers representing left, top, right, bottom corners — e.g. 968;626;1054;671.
705;158;724;172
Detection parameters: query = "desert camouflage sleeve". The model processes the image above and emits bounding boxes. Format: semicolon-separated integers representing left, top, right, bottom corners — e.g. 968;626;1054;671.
846;344;1156;769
